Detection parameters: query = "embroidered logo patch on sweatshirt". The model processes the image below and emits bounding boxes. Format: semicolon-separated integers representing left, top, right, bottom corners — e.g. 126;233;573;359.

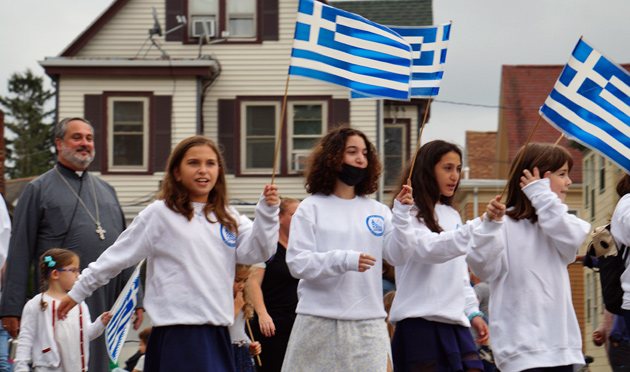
366;215;385;236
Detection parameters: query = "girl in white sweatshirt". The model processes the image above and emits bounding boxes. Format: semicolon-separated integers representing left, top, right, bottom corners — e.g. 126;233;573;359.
15;249;111;372
467;143;590;372
612;174;630;330
283;127;416;372
388;140;502;372
56;136;280;372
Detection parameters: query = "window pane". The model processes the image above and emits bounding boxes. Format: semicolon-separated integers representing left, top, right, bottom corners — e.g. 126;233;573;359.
293;137;319;150
230;19;254;36
293;105;322;135
229;0;255;13
190;0;218;14
246;106;275;136
246;139;274;168
113;134;144;166
384;156;402;186
385;127;403;156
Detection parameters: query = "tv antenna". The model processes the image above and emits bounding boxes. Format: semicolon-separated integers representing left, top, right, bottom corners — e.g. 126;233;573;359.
135;6;187;59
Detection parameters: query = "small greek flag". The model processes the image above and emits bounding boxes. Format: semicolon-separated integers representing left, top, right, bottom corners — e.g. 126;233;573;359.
540;38;630;174
289;0;413;101
352;23;452;100
106;260;144;364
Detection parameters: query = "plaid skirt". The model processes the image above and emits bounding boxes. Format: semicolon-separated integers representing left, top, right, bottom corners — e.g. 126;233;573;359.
282;314;391;372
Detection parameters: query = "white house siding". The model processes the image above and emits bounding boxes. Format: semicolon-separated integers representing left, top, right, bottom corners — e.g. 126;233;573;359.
60;0;408;215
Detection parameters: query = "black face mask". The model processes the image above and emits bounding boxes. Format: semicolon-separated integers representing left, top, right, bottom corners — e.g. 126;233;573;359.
338;163;367;187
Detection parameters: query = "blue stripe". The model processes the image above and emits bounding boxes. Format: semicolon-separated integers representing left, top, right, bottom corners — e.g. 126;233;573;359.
390;27;438;43
412;72;441;80
317;29;410;67
440;49;447;64
593;56;630;88
292;48;410;83
606;81;630;108
548;89;630;149
335;24;409;51
290;66;409;100
320;4;405;40
541;103;630;173
443;24;451;40
578;79;630;124
297;0;314;16
411;86;440;97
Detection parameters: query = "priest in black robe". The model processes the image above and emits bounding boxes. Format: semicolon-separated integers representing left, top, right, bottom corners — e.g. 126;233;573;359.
0;117;143;372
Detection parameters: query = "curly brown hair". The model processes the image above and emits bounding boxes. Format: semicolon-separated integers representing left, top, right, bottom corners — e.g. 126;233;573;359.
304;126;381;196
157;136;238;233
505;143;573;223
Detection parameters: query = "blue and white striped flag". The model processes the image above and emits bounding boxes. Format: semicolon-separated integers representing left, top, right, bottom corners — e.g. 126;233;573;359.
540;38;630;174
289;0;413;101
352;23;452;99
106;260;144;364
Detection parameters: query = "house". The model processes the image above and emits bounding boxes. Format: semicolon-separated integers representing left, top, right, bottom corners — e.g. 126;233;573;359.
39;0;432;219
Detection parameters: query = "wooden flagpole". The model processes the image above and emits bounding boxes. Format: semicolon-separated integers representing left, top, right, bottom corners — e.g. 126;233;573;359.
554;133;564;146
271;75;292;185
246;319;262;366
407;97;432;185
499;115;543;200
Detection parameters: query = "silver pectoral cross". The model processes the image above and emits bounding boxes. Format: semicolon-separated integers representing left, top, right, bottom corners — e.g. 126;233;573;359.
96;223;106;240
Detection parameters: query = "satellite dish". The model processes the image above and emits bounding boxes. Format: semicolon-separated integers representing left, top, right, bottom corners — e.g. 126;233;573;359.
149;6;162;37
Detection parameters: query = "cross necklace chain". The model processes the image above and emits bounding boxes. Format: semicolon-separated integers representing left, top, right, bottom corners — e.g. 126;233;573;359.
54;166;107;240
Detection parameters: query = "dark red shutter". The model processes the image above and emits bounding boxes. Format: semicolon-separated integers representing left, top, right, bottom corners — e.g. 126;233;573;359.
165;0;185;42
218;99;236;174
84;95;103;172
261;0;279;41
153;96;172;172
330;99;350;129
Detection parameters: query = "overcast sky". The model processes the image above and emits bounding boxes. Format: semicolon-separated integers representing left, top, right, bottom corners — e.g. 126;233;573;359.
2;0;630;148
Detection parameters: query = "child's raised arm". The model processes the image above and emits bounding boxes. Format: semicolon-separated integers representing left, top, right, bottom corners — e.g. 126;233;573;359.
263;184;280;206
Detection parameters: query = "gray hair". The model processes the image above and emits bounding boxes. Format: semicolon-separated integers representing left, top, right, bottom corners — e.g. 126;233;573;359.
54;117;94;140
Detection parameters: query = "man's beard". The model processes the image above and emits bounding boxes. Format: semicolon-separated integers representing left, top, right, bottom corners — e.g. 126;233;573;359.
60;144;94;169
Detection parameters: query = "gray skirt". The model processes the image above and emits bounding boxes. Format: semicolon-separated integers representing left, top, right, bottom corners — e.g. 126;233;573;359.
282;314;391;372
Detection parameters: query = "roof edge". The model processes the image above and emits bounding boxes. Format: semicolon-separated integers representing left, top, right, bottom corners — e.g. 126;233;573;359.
60;0;131;57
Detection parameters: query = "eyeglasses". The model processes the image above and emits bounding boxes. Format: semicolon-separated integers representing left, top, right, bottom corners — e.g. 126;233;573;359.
56;268;80;274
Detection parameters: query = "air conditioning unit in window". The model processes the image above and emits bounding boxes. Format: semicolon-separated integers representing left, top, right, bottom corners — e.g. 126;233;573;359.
293;153;309;172
192;19;216;38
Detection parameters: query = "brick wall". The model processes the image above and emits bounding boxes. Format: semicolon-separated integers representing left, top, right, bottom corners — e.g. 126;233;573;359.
466;131;497;179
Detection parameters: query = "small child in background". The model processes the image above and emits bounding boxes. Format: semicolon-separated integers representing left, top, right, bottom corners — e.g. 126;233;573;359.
131;327;152;372
14;249;112;372
230;264;261;372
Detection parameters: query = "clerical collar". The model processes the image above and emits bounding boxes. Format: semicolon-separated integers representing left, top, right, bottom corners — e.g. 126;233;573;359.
56;162;87;179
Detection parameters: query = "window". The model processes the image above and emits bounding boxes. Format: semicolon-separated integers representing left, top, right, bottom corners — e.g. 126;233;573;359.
107;96;150;171
240;101;280;173
589;155;595;220
586;273;591;323
384;120;409;188
288;102;327;173
188;0;256;39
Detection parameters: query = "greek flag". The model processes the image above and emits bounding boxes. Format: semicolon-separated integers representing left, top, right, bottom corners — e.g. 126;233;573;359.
352;23;451;99
289;0;413;101
106;260;144;364
540;38;630;174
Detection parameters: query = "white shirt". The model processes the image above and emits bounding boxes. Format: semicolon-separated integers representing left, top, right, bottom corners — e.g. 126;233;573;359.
287;194;416;320
466;178;590;372
389;204;500;326
69;194;279;327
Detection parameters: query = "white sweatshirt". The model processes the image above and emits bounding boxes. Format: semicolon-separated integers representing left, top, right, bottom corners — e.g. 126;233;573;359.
286;194;416;320
466;178;590;372
611;194;630;310
389;204;501;326
69;194;279;327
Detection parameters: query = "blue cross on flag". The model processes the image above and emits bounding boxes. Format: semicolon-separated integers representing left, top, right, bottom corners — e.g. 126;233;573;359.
540;38;630;174
352;23;452;100
289;0;413;101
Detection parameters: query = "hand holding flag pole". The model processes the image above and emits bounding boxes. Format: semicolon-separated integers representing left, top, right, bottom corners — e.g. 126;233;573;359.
246;318;262;366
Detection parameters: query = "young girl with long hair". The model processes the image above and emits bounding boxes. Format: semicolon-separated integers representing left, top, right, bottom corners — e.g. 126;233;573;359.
467;143;591;372
612;173;630;330
230;264;261;372
15;249;111;372
282;126;417;372
57;136;280;372
388;140;501;372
